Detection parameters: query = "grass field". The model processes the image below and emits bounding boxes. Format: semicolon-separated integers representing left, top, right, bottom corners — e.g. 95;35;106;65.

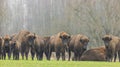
0;59;120;67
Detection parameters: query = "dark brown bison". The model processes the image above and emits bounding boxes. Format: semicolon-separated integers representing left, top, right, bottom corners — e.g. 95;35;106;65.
102;34;120;62
48;31;71;61
80;46;106;61
0;37;3;59
2;35;11;60
68;34;89;61
30;34;45;60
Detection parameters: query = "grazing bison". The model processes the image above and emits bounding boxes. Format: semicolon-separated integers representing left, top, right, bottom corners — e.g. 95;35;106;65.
68;34;89;61
80;46;106;61
0;37;3;59
102;34;120;62
48;31;71;61
2;35;11;60
30;34;45;60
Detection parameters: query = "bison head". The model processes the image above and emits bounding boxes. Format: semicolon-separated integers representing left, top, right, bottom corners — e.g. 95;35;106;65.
80;35;89;50
59;32;71;45
102;35;112;48
26;33;36;46
3;35;11;47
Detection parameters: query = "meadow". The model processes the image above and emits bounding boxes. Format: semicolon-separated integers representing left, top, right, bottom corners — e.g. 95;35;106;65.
0;59;120;67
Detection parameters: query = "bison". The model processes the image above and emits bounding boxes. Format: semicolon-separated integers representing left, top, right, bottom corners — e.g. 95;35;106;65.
2;35;11;60
68;34;89;61
80;46;106;61
10;30;36;60
48;31;71;61
102;34;120;62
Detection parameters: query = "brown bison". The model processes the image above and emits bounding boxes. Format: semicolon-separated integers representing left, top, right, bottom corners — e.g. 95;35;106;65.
30;34;45;60
80;46;106;61
10;33;20;60
48;31;71;61
102;34;120;62
68;34;89;61
10;40;20;60
2;35;11;60
10;30;36;60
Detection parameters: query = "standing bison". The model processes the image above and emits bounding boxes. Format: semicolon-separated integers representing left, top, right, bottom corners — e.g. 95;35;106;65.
10;30;36;60
29;34;45;60
80;46;106;61
2;35;11;60
68;34;89;61
48;31;71;61
102;34;120;62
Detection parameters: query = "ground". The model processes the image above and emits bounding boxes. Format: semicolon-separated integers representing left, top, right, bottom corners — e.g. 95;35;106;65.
0;59;120;67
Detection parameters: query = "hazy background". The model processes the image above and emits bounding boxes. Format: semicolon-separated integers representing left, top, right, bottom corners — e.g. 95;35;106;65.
0;0;120;48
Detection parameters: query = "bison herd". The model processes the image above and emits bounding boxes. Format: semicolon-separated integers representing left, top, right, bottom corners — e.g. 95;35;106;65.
0;30;120;62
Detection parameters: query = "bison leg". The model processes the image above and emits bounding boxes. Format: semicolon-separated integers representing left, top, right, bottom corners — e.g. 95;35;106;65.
78;52;82;61
8;52;11;60
36;53;39;60
21;52;24;60
16;52;19;60
39;51;43;60
31;50;35;60
74;52;78;61
68;50;71;61
62;50;65;61
56;51;60;61
25;52;29;60
13;52;15;60
118;51;120;62
48;47;52;60
3;51;6;60
114;52;117;62
45;50;49;60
